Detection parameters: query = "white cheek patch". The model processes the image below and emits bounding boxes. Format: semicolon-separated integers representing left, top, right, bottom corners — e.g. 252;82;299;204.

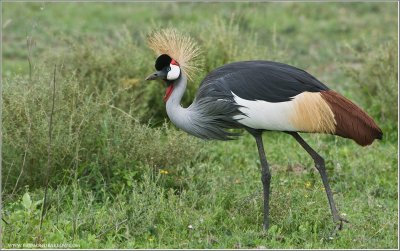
167;64;181;80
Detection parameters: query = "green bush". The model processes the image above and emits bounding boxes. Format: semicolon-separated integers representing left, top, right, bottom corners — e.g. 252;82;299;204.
39;18;286;125
2;64;204;195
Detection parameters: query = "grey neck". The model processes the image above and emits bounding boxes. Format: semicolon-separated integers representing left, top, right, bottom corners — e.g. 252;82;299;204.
165;73;193;134
164;72;241;140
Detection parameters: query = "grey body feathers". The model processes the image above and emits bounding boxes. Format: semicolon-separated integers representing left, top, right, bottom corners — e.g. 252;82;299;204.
187;89;243;140
165;73;243;140
166;60;331;141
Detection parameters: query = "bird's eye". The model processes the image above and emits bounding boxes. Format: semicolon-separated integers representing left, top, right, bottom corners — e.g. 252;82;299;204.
166;66;171;72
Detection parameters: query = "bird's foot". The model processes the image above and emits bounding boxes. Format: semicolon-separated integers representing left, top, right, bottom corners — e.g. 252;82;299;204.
329;215;350;238
334;215;350;231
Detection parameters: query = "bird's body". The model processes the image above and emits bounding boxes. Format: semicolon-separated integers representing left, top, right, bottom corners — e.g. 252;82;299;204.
167;60;382;145
146;29;382;231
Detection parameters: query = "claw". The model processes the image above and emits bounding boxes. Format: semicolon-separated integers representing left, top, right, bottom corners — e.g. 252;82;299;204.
331;216;350;236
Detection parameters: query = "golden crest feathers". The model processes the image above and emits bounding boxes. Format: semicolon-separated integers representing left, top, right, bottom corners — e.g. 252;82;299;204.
147;29;202;81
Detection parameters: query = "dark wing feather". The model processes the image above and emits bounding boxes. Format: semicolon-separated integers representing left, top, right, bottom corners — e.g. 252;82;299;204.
197;61;330;102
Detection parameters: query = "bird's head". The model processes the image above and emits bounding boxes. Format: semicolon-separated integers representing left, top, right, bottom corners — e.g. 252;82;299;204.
145;54;181;82
145;54;181;102
145;28;202;81
145;29;202;102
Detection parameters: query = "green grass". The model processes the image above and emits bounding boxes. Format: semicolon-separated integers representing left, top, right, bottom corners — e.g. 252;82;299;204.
1;2;398;249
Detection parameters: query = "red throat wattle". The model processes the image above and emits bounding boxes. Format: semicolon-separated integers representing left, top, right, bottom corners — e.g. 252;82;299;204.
163;84;174;102
163;59;178;102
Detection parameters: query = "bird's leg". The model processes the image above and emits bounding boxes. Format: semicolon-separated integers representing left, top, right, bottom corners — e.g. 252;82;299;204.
287;132;349;230
252;131;272;231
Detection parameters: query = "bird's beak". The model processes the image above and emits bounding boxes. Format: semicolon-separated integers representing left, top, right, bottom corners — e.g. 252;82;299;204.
145;70;167;81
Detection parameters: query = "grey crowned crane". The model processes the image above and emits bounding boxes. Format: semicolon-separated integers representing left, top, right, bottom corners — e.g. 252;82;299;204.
145;29;383;231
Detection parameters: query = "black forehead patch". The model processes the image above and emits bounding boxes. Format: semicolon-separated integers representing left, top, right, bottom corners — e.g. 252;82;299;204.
155;54;172;70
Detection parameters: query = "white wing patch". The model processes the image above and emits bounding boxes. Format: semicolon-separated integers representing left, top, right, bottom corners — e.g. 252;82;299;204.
232;92;298;131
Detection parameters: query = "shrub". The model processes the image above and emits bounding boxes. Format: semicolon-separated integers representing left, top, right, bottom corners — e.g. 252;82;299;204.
42;18;286;125
2;64;204;195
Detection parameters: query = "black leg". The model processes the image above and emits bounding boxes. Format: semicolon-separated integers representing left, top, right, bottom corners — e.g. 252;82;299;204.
250;131;271;231
288;132;349;230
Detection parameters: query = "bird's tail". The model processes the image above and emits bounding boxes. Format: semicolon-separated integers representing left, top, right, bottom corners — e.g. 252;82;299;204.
320;90;383;146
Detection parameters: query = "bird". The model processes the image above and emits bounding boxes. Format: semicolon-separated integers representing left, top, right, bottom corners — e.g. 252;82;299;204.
145;29;383;231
